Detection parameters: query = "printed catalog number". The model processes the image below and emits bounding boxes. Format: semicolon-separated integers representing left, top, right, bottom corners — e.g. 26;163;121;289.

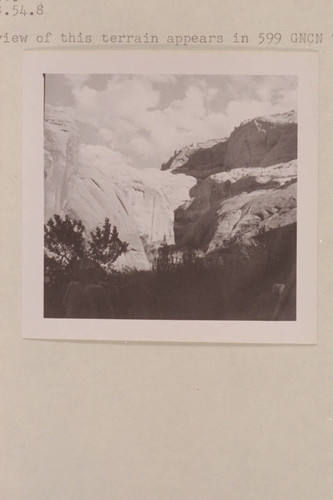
0;3;44;16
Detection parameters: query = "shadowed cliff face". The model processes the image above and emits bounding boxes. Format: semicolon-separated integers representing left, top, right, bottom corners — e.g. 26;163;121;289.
160;111;298;255
174;161;297;251
161;139;228;179
225;111;297;170
161;110;298;319
162;110;297;178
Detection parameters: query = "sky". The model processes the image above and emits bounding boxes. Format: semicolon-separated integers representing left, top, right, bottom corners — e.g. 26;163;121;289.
45;74;297;170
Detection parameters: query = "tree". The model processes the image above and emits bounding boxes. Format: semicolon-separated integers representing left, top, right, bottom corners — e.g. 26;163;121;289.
44;214;128;317
44;214;128;279
44;214;85;268
88;218;128;272
154;236;173;272
181;247;204;269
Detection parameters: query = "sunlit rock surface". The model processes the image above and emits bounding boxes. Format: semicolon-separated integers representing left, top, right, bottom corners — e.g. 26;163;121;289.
162;110;297;178
44;104;195;269
45;104;297;273
174;161;297;251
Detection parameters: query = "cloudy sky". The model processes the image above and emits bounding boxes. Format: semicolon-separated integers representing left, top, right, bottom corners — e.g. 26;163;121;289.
45;74;297;170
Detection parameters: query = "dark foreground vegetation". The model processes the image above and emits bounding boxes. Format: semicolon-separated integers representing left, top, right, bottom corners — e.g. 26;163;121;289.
44;215;296;321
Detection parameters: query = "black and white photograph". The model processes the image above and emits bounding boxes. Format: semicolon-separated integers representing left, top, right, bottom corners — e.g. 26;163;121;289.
44;73;298;321
2;0;330;496
23;51;317;341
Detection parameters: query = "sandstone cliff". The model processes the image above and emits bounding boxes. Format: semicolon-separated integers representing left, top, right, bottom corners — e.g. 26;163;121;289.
161;112;297;254
44;104;297;277
162;110;297;177
44;106;79;218
44;104;195;269
174;160;297;251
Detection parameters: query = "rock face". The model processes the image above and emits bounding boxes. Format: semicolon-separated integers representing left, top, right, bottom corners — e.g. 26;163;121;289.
44;106;79;218
161;139;228;179
44;104;297;274
163;110;297;176
174;161;297;252
44;104;195;269
225;110;297;170
162;111;297;255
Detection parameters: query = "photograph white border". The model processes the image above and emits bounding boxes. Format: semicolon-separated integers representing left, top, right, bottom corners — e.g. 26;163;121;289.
22;50;318;343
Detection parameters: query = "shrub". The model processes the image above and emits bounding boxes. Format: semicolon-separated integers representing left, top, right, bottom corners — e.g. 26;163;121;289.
44;214;128;316
44;214;85;269
88;218;128;272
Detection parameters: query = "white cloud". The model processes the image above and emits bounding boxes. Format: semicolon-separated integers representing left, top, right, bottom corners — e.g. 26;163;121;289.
65;75;297;170
72;76;160;130
72;85;98;108
99;128;114;143
79;143;133;171
128;135;155;159
65;74;90;88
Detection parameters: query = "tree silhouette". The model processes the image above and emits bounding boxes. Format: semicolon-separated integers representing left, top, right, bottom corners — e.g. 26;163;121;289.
44;215;128;317
44;214;85;268
88;218;128;272
154;236;173;272
44;214;128;278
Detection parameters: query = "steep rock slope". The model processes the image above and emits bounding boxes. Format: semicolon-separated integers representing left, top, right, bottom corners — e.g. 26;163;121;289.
163;110;297;178
161;139;228;179
45;104;297;275
160;111;298;253
174;161;297;251
161;111;298;319
44;106;79;219
44;104;195;269
225;110;297;170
